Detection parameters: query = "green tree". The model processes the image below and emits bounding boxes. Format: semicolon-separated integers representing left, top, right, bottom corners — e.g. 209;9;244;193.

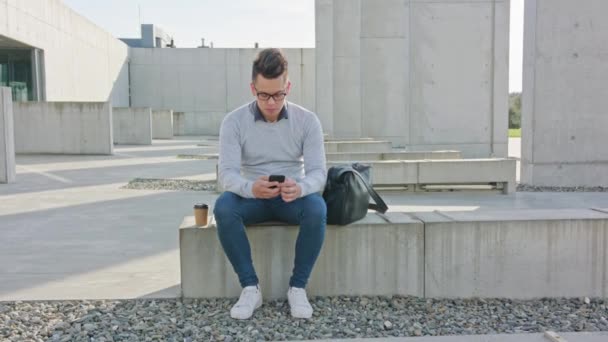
509;92;521;129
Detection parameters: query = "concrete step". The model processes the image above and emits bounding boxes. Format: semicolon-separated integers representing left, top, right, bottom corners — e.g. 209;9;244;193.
179;207;608;299
179;150;462;161
325;150;462;161
215;158;517;194
324;141;393;153
327;158;517;194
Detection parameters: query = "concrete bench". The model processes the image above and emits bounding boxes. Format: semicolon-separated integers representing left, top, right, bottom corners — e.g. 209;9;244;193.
325;150;462;161
179;208;608;299
327;158;517;194
419;208;608;298
180;213;424;299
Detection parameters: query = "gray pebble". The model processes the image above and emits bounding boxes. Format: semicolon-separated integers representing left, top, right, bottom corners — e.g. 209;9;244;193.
1;297;608;340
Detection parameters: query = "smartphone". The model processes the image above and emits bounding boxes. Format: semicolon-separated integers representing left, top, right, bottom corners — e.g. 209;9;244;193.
269;175;285;188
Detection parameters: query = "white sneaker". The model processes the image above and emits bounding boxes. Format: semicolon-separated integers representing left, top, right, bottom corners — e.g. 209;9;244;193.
230;285;262;320
287;287;313;319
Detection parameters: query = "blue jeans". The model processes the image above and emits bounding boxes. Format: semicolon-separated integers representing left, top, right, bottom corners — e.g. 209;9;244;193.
213;191;327;289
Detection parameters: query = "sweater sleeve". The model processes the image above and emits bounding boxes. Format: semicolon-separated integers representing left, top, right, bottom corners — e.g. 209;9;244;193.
298;114;327;197
217;115;255;198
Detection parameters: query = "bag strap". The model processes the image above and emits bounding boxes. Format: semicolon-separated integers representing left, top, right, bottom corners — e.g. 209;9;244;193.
351;169;389;214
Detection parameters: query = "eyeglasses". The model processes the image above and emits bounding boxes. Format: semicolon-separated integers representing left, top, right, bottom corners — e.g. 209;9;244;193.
254;88;287;102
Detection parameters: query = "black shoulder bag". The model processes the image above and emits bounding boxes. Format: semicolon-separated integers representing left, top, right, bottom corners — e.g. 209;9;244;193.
322;163;389;225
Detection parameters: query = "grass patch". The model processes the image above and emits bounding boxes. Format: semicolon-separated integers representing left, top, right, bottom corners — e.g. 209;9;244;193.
509;128;521;138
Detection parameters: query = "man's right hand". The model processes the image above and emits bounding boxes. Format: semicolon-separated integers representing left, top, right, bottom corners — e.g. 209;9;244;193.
252;176;281;199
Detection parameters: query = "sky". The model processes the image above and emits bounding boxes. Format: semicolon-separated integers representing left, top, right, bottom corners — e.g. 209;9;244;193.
62;0;524;92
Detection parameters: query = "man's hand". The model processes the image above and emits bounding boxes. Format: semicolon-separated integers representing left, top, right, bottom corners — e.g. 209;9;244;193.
280;178;302;203
252;176;281;199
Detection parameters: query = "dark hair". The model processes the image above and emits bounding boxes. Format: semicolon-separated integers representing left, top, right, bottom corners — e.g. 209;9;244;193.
252;48;288;82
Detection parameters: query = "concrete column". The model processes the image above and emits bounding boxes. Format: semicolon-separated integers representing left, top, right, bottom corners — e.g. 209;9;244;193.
360;0;410;146
315;0;335;135
0;87;16;183
315;0;509;156
522;0;608;186
332;0;362;138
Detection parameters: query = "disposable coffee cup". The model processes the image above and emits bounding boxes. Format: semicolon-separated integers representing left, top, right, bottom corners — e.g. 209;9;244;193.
194;203;209;226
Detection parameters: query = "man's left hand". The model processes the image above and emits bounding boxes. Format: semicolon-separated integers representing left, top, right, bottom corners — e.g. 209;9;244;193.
280;178;302;202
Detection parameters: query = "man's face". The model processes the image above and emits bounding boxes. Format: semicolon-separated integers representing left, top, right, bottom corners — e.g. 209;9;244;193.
250;74;291;122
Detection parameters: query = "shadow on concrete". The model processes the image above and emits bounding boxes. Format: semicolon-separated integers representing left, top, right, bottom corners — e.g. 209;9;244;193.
0;189;217;300
1;159;217;196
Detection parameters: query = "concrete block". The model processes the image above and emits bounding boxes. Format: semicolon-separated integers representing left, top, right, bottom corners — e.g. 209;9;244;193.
418;158;517;194
112;107;153;145
173;112;186;136
424;208;608;298
179;212;424;299
182;112;225;136
0;87;16;183
327;158;516;194
324;141;393;153
13;102;113;155
151;110;173;139
327;160;418;187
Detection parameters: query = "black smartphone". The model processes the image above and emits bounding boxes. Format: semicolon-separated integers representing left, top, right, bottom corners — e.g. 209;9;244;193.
269;175;285;188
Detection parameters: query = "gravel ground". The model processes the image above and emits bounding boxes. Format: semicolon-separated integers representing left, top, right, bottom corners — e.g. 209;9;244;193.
123;178;608;194
2;297;608;341
517;184;608;192
121;178;216;192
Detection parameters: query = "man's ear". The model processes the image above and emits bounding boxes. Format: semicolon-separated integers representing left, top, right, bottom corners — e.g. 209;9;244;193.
285;80;292;94
250;82;257;97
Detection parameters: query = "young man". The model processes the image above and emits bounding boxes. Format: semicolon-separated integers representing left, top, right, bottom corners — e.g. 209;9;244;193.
214;48;327;320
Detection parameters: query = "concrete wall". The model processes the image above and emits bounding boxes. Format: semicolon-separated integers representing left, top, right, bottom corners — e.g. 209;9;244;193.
521;0;608;187
0;87;15;183
152;110;173;139
181;208;608;299
0;0;129;105
112;107;152;145
13;102;113;155
129;48;315;135
316;0;509;158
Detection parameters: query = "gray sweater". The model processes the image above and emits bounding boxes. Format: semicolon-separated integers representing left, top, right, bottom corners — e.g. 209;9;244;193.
218;101;327;198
